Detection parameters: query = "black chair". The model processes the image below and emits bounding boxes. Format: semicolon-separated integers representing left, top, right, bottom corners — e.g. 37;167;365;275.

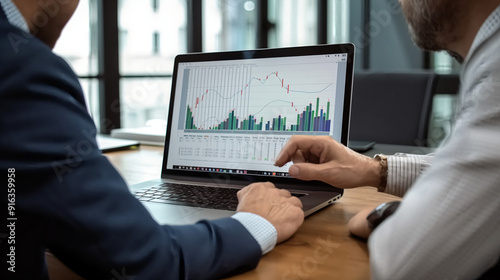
349;72;437;147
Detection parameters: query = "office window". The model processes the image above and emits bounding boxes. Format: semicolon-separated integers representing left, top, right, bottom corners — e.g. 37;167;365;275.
203;0;344;51
79;79;100;125
119;0;187;128
54;0;97;76
268;0;318;47
433;51;460;74
120;78;172;128
328;0;349;44
53;0;100;128
429;51;460;147
63;0;442;132
118;0;187;74
203;0;258;51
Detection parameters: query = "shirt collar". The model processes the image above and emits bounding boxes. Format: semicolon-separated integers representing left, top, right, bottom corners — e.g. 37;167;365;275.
0;0;29;33
465;4;500;62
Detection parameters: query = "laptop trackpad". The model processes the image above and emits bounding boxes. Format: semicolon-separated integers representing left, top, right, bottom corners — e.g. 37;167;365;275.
143;202;235;225
173;209;236;225
143;202;200;224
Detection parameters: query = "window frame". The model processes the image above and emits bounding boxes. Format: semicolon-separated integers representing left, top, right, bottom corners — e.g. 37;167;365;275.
91;0;430;133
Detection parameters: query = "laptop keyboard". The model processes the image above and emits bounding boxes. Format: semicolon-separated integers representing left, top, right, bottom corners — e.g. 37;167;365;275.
133;183;304;211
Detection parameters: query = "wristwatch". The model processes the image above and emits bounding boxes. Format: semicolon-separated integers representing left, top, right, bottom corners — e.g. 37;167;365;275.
374;154;388;192
366;201;401;229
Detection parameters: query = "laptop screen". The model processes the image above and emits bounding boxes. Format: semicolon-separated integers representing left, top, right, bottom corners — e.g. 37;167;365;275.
163;44;354;179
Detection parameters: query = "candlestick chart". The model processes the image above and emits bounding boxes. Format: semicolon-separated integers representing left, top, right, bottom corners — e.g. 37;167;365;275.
182;62;337;133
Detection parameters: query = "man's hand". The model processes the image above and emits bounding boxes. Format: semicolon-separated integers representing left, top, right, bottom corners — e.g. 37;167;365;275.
237;182;304;243
274;135;381;189
347;207;375;239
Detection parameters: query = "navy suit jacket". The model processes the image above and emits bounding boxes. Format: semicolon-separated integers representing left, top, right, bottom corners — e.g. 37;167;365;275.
0;8;260;280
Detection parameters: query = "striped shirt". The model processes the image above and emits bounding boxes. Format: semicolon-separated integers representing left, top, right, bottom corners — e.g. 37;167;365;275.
371;5;500;280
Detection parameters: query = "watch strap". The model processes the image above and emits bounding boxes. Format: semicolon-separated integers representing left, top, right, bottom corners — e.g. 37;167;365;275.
374;154;388;192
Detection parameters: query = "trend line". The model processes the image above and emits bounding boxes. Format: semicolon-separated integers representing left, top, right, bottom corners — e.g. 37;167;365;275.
288;84;333;94
249;100;293;116
185;97;332;132
196;99;293;126
192;71;332;104
186;69;334;131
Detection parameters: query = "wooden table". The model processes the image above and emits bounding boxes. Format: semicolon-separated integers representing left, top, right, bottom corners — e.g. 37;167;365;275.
102;145;404;280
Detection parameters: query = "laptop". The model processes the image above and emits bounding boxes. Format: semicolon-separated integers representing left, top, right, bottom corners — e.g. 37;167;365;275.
130;44;355;225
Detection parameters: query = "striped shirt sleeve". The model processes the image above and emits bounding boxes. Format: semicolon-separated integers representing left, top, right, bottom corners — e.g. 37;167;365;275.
385;153;434;197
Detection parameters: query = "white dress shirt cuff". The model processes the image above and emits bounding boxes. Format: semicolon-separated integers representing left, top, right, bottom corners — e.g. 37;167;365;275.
386;153;434;197
231;212;277;255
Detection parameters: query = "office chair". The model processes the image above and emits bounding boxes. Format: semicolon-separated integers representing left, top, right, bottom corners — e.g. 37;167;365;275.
349;72;437;147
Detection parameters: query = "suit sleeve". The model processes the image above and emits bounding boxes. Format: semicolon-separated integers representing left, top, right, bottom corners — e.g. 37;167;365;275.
0;42;261;279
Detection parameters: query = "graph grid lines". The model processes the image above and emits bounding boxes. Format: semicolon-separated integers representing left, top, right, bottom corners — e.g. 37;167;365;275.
183;63;335;132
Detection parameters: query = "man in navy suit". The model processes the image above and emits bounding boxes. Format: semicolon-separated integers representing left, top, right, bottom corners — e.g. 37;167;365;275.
0;1;304;279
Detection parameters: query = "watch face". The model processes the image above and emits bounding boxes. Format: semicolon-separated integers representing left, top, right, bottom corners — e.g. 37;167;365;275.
374;202;391;212
367;201;401;229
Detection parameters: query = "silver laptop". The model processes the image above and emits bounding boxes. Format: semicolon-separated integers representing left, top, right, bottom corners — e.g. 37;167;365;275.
130;44;355;225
